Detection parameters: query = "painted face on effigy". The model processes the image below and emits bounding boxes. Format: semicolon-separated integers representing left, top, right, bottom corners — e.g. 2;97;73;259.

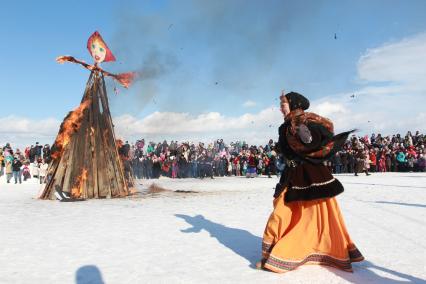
87;31;116;64
90;39;107;63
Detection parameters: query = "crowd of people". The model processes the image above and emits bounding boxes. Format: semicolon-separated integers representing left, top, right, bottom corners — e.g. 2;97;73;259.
0;143;50;184
119;130;425;180
1;131;425;185
330;131;426;175
118;138;280;180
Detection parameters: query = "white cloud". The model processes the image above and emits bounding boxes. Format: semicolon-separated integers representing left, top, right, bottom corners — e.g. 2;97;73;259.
242;100;257;107
0;116;60;149
0;107;284;149
310;101;348;118
310;32;426;136
114;107;283;144
357;32;426;92
308;95;425;136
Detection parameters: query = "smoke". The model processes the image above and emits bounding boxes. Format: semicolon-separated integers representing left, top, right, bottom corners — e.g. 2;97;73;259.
138;47;179;80
107;0;324;114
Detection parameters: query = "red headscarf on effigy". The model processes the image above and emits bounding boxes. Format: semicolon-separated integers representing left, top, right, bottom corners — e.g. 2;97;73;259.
87;31;116;63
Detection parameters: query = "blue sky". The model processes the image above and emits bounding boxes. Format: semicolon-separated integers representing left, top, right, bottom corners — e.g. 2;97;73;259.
1;0;426;147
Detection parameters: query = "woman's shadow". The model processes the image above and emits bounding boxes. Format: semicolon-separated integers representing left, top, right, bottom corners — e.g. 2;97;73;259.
328;261;426;283
175;214;262;268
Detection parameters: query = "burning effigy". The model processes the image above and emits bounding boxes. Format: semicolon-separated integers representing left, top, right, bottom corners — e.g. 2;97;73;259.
40;31;135;201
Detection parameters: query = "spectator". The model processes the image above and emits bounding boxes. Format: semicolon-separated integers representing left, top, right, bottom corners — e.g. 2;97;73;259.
417;153;426;172
334;152;342;174
369;150;377;173
12;157;23;184
0;149;4;177
5;157;13;183
39;159;48;184
22;163;31;181
396;150;406;172
355;148;370;176
407;154;415;172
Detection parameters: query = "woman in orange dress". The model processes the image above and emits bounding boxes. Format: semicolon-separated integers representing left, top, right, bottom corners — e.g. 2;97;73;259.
258;91;364;273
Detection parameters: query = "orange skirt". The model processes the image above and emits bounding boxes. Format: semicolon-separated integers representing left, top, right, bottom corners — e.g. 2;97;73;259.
262;188;364;273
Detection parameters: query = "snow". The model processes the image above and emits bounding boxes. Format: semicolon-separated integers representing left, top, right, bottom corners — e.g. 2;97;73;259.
0;173;425;284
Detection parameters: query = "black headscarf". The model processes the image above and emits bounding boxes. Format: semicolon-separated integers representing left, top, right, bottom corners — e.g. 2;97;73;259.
285;92;310;111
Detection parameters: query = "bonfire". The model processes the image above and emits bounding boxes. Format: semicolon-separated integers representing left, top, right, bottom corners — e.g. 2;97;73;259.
40;31;135;200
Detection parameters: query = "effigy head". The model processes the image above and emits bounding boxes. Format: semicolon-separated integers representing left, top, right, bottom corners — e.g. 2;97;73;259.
87;31;116;64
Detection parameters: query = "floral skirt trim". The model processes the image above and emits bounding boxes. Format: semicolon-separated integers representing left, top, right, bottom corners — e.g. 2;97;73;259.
348;247;364;262
262;242;364;273
262;241;272;256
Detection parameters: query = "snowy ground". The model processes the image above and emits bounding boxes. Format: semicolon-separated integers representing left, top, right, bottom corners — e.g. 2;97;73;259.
0;172;425;284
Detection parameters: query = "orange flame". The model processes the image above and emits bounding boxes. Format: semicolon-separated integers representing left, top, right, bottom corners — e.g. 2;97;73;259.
51;99;91;160
113;72;135;89
71;169;88;198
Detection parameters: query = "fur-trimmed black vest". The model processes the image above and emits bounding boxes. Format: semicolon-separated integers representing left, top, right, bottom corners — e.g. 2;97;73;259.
274;112;353;202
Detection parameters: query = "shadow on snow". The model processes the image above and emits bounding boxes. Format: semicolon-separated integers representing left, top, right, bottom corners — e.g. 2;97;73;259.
176;214;426;283
375;201;426;208
175;214;261;268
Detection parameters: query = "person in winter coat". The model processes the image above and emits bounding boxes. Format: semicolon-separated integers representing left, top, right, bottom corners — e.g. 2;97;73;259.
34;142;42;160
147;142;155;155
39;160;48;184
341;151;348;173
334;152;342;174
12;157;23;184
417;153;426;172
0;150;4;177
348;150;355;173
378;152;386;172
363;149;371;173
406;154;415;172
29;145;36;163
263;155;272;178
3;143;13;158
5;158;13;183
369;150;377;172
354;149;369;176
396;151;406;172
246;152;257;178
42;144;51;163
385;153;392;172
22;163;31;181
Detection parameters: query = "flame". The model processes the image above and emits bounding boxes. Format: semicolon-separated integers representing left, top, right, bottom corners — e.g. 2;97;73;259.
113;72;135;89
71;169;88;198
51;99;91;160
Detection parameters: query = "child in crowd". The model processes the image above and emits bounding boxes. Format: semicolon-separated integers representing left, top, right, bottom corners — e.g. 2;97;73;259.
39;160;48;184
22;163;31;181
